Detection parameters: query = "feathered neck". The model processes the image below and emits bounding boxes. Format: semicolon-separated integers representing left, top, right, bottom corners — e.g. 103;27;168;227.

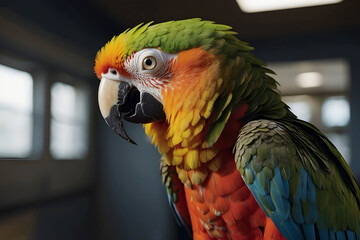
144;47;294;187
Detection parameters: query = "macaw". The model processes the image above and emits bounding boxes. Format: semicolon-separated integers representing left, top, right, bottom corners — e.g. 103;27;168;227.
95;19;360;240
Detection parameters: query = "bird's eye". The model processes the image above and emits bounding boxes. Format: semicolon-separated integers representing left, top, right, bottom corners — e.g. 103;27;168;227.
143;56;157;70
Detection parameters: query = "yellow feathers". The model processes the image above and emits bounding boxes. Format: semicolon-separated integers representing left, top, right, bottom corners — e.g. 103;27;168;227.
143;48;235;186
94;22;153;79
185;150;200;169
94;34;127;79
180;112;194;131
203;92;219;119
173;147;189;157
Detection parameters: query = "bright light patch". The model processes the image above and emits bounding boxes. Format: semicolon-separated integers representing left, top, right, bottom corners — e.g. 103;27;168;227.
287;102;312;122
51;82;76;121
327;133;351;164
295;72;323;88
0;64;33;113
322;97;350;127
50;82;88;159
0;64;33;158
237;0;342;13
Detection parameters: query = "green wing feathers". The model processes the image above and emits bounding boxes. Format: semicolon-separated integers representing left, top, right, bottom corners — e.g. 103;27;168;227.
160;156;192;235
234;119;360;238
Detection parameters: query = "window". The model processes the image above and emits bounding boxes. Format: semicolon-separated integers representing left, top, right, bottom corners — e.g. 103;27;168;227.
322;96;350;127
287;102;312;122
0;15;95;210
283;95;312;122
0;64;33;158
0;60;94;208
50;82;89;159
269;59;351;164
327;132;350;164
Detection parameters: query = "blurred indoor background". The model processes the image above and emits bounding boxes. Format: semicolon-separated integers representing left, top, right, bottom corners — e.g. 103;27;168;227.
0;0;359;239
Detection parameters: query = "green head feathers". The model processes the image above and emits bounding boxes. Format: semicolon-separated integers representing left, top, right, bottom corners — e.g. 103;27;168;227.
95;18;255;78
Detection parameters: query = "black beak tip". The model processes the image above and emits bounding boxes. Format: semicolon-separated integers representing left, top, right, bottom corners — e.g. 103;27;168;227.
127;139;137;145
110;123;138;146
105;108;137;145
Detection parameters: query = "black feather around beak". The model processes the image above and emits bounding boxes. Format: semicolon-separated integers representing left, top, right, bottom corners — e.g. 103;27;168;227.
103;81;166;145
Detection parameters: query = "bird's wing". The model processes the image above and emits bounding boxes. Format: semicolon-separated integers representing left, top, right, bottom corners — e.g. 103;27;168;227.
160;155;192;238
234;119;360;240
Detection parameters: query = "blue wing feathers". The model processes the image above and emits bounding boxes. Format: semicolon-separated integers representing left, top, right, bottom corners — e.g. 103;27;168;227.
329;231;336;240
307;174;316;203
250;162;270;197
302;223;316;240
346;230;354;239
270;181;287;218
273;168;289;198
293;168;307;203
237;120;360;240
292;202;304;223
336;231;347;240
257;193;276;213
246;166;304;240
318;228;329;240
253;171;269;196
253;177;265;196
245;163;360;240
271;211;303;240
258;170;270;195
300;168;307;202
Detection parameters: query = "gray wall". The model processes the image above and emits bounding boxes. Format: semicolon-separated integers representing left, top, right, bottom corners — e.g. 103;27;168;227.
96;119;184;240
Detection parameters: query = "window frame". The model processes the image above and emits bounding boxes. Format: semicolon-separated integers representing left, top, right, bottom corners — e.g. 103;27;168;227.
49;75;91;160
282;92;351;163
282;93;350;133
0;53;96;210
0;56;42;160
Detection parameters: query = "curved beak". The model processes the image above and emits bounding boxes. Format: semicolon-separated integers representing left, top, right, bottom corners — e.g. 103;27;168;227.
98;78;166;145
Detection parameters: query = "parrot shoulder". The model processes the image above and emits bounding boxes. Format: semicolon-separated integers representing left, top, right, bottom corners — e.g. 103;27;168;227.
234;119;360;239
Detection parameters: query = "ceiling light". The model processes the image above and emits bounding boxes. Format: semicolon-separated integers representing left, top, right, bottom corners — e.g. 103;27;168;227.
295;72;323;88
236;0;343;13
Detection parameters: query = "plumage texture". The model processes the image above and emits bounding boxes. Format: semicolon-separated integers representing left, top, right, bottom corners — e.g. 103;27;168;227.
95;18;360;239
234;119;360;239
141;19;293;186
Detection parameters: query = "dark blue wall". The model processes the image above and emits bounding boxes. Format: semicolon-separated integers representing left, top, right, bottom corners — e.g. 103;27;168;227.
97;119;186;240
36;195;93;240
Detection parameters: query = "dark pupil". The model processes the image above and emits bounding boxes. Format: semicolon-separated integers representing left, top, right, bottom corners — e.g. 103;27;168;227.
145;58;153;66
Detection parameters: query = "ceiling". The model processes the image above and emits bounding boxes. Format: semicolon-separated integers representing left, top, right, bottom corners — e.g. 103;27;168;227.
0;0;359;83
2;0;360;50
89;0;360;40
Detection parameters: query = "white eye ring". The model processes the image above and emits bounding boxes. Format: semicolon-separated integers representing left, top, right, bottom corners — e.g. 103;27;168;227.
123;48;176;76
142;56;157;70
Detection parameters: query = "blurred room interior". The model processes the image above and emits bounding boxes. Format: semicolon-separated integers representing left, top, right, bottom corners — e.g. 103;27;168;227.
0;0;359;239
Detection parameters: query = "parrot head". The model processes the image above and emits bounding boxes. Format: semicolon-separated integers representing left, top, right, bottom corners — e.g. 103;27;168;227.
95;18;289;154
95;19;240;145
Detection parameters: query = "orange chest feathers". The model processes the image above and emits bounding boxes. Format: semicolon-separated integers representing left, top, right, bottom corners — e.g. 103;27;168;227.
143;48;283;239
184;156;267;239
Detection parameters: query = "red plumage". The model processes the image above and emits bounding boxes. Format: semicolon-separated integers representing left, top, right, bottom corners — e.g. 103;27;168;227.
167;106;286;239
